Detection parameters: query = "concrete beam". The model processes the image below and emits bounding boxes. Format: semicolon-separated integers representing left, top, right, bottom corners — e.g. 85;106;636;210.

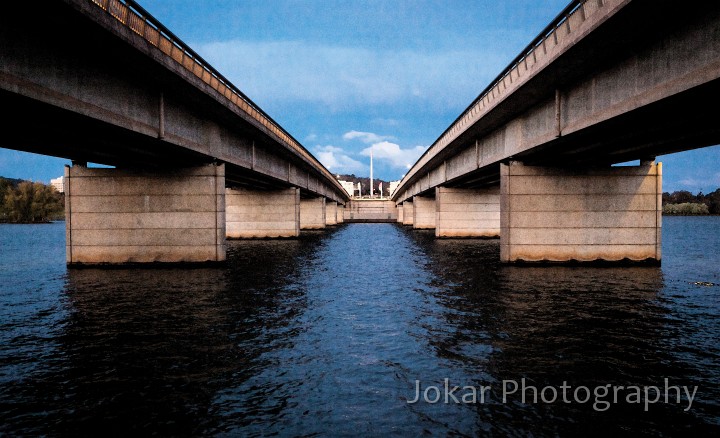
300;197;326;229
392;2;720;203
436;186;500;238
65;163;225;264
226;187;300;238
413;196;436;229
500;162;662;263
0;0;349;204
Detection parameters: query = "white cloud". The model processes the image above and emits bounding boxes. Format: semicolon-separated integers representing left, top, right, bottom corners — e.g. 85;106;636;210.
342;130;393;144
360;141;427;170
313;145;366;174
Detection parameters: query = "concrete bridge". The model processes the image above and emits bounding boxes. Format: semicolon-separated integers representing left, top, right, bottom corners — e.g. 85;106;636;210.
1;0;349;264
392;0;720;264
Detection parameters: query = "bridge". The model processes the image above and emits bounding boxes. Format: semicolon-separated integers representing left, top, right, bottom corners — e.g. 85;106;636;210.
391;0;720;263
0;0;349;264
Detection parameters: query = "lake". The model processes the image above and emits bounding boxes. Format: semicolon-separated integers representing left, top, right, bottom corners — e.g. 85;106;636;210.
1;217;719;435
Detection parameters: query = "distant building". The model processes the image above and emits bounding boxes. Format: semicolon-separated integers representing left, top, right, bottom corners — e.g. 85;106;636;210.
50;176;64;193
388;180;401;196
338;180;355;197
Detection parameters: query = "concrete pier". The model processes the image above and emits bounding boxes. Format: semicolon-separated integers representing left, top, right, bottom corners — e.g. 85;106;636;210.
325;202;338;226
300;197;326;229
435;187;500;238
412;196;436;229
226;187;300;238
65;163;225;264
402;202;414;226
500;162;662;263
397;205;404;223
336;204;344;224
343;199;397;222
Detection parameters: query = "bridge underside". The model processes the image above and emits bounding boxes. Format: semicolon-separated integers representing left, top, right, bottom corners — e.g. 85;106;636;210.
2;0;349;264
391;0;719;264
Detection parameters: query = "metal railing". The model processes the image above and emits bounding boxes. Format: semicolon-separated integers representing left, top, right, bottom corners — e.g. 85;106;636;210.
394;0;599;199
89;0;346;197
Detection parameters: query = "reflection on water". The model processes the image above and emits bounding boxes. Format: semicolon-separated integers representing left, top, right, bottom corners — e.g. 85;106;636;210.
0;219;719;435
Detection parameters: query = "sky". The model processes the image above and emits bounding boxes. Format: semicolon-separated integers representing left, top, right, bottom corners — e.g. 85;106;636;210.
1;0;719;193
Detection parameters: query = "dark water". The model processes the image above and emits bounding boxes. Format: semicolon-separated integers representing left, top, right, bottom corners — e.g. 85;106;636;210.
1;217;719;436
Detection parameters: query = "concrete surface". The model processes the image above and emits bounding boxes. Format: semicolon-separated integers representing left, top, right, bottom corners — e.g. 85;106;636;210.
344;199;397;222
226;187;300;238
500;162;662;263
413;196;436;229
65;163;226;264
301;197;326;229
436;187;500;238
325;202;338;226
402;202;414;226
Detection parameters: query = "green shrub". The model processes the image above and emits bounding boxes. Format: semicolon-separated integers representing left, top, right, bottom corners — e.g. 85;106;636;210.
663;202;710;215
1;180;64;223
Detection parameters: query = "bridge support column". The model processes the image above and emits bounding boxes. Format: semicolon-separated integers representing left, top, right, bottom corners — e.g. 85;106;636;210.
397;205;404;223
325;201;338;226
413;196;436;229
500;162;662;263
336;204;344;224
435;187;500;238
65;163;225;265
226;187;300;238
300;197;326;229
402;201;414;226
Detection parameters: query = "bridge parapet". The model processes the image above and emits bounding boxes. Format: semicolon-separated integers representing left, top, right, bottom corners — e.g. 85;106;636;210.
393;0;625;202
86;0;347;200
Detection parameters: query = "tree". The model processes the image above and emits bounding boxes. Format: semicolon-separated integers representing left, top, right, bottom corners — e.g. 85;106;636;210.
667;190;695;204
2;181;64;223
705;188;720;214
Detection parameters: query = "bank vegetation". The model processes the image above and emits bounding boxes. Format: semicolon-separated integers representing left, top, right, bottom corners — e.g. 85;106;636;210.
662;189;720;215
0;177;64;223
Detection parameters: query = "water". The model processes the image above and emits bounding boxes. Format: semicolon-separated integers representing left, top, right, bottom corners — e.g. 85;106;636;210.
1;217;719;436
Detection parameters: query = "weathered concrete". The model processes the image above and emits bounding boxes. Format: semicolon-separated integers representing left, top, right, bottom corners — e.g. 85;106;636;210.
226;187;299;238
392;1;720;204
397;205;404;223
500;162;662;263
325;202;338;226
402;202;414;226
336;205;344;224
300;198;326;229
65;163;225;264
344;200;397;222
436;187;500;238
413;196;436;229
0;0;349;204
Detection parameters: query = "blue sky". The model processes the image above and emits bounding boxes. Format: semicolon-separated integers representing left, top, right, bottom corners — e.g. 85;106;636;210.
1;0;718;193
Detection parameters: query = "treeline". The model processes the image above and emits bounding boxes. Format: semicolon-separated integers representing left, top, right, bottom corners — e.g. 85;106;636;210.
0;177;64;223
662;189;720;215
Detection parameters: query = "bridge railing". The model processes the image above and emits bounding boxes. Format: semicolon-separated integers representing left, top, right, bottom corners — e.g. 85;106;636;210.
394;0;601;200
90;0;346;198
